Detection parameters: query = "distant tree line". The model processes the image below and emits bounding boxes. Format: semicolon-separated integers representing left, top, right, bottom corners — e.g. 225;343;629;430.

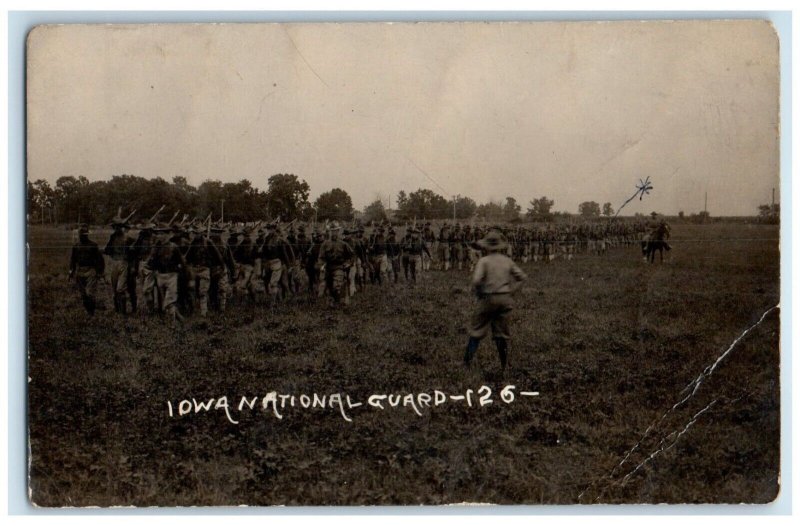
29;172;719;226
26;174;357;225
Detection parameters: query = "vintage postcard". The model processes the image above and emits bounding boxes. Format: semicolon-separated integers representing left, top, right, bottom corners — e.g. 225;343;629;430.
26;20;780;506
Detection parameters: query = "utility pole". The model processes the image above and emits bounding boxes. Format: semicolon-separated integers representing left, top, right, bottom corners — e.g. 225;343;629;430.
772;187;775;207
453;195;457;222
221;199;225;223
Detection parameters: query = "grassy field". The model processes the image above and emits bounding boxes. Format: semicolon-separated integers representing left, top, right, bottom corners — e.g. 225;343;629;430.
26;223;780;506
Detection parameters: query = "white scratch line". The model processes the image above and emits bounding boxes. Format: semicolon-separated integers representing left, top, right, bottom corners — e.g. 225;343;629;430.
577;304;777;502
672;305;778;411
619;399;718;486
520;391;540;397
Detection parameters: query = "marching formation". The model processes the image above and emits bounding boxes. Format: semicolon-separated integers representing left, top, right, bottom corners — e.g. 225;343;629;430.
68;208;666;322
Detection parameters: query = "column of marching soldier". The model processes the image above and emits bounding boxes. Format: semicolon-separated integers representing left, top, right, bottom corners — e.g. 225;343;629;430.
68;210;653;321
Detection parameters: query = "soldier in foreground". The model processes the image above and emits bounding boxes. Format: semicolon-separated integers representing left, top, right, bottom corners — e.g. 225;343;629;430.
103;213;135;314
464;230;527;371
318;222;356;307
149;225;187;323
401;227;431;284
69;223;106;316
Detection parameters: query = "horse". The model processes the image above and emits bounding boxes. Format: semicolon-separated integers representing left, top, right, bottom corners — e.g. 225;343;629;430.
641;227;671;263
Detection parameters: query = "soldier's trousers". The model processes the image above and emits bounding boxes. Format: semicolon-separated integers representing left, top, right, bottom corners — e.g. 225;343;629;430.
407;255;421;283
349;262;359;296
451;245;464;270
187;265;211;316
141;265;157;312
305;264;320;297
326;266;350;305
389;256;401;283
74;267;99;315
422;242;432;270
252;259;266;293
236;264;256;299
210;266;230;311
156;271;180;320
264;258;283;298
438;243;450;270
108;258;129;312
370;255;388;284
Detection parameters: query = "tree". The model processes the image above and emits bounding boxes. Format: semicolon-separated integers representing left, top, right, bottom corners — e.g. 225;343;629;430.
503;197;522;222
526;196;554;222
449;195;477;220
476;201;504;221
264;174;311;221
55;175;90;223
396;188;449;220
578;201;601;218
758;203;779;224
363;199;388;223
315;188;354;222
602;202;615;217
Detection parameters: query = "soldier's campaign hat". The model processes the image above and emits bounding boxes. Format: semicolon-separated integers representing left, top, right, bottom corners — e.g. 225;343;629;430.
78;223;90;234
477;231;508;251
110;207;130;228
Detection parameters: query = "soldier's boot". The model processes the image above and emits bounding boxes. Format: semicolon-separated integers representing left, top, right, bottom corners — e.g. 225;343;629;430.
495;338;508;370
464;337;480;367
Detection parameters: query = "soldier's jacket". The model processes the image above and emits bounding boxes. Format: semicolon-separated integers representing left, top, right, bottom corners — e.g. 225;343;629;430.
210;235;237;274
260;234;290;263
131;231;157;264
148;240;186;273
294;234;311;266
402;237;431;257
368;234;388;255
104;231;134;260
351;236;368;263
70;238;105;273
386;237;401;257
306;240;323;268
185;235;225;268
319;239;356;268
234;237;256;265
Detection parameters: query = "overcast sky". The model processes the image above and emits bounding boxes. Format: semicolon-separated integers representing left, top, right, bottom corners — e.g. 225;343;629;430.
27;21;779;215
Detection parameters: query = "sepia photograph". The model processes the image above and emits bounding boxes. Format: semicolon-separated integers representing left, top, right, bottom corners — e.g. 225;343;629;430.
25;20;781;506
